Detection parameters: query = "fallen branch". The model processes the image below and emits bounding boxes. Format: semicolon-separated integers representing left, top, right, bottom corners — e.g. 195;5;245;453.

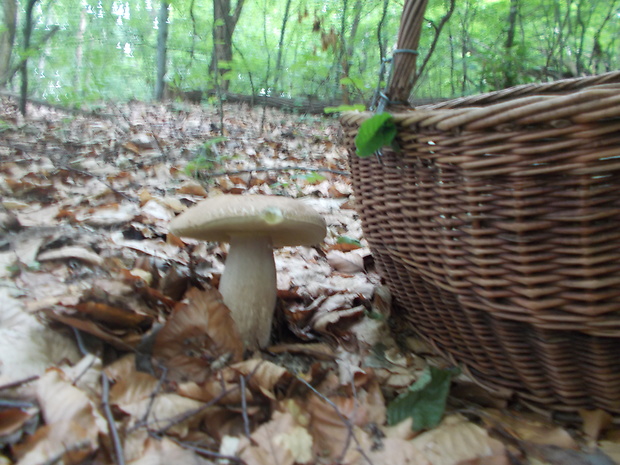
295;375;375;465
202;166;350;178
102;373;125;465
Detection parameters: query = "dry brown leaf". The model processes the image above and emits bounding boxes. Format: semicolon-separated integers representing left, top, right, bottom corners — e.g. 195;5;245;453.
121;392;209;437
0;408;37;437
177;366;252;405
0;296;81;384
153;287;243;383
13;368;104;465
238;410;313;465
78;202;139;227
580;409;613;441
306;388;355;459
41;308;140;350
127;435;216;465
104;355;167;411
598;441;620;464
37;245;104;266
176;181;208;197
482;409;577;449
73;301;153;327
231;359;291;400
411;414;507;465
326;250;365;273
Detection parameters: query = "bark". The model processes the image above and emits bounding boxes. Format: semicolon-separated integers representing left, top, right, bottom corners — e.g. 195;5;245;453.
211;0;245;91
20;0;40;115
0;0;17;89
155;0;170;101
503;0;519;87
376;0;390;63
73;7;88;90
273;0;293;90
340;0;363;104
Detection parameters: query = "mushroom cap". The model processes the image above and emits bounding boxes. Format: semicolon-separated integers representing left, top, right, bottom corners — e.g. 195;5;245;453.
170;194;327;247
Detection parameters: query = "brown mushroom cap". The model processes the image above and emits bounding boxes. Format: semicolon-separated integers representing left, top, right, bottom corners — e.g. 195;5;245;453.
170;194;327;247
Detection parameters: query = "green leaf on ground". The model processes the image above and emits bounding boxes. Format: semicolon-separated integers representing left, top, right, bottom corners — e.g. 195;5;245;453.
336;236;362;247
387;365;458;431
354;112;396;158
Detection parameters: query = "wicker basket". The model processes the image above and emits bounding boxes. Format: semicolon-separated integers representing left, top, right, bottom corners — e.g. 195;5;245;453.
341;71;620;412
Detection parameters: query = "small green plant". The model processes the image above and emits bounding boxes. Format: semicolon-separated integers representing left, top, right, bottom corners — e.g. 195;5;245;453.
0;119;13;133
184;137;228;178
298;172;326;184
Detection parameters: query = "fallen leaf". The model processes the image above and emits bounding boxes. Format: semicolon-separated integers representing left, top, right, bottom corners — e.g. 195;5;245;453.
153;287;243;383
580;409;613;441
37;245;104;266
411;415;507;465
388;366;458;431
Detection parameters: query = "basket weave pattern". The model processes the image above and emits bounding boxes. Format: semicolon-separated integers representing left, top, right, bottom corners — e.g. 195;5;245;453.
341;72;620;412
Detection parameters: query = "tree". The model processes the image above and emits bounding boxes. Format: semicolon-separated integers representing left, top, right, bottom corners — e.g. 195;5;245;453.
211;0;245;90
0;0;17;88
20;0;41;115
155;0;170;100
272;0;292;91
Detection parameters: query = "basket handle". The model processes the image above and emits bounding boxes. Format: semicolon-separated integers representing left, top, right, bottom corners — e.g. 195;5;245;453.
386;0;429;105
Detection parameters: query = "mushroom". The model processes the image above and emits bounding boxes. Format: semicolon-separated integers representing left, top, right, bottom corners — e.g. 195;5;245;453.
169;194;326;348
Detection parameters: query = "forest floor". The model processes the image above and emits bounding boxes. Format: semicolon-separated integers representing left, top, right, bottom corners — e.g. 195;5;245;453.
1;96;619;465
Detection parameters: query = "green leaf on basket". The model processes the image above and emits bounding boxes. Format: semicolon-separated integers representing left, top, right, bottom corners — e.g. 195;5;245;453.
354;112;396;158
387;365;458;431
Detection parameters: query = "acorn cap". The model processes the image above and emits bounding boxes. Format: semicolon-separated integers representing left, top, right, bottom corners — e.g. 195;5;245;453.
170;194;327;247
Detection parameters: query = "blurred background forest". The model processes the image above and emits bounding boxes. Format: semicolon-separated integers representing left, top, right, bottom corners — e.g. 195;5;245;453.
1;0;619;109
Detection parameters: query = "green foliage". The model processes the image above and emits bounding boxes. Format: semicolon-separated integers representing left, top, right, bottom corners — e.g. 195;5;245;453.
387;366;459;431
323;104;366;114
354;113;397;158
184;137;228;178
297;172;326;184
0;120;14;133
9;0;620;106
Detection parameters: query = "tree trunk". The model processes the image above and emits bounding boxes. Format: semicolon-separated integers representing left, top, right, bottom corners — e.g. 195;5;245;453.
155;0;169;101
0;0;17;89
340;0;363;104
273;0;293;91
20;0;39;115
211;0;245;91
503;0;519;87
73;7;88;91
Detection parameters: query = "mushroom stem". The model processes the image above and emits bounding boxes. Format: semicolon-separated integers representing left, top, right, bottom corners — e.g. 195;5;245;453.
218;235;277;348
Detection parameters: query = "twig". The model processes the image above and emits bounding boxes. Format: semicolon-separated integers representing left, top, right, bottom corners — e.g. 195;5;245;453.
0;399;36;409
153;383;242;435
295;375;375;465
135;364;167;431
40;440;92;465
59;165;139;203
239;375;251;438
102;373;125;465
151;432;246;464
0;375;39;391
202;166;350;178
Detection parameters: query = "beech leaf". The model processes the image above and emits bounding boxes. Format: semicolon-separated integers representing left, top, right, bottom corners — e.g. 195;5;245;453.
354;112;397;158
387;366;458;431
